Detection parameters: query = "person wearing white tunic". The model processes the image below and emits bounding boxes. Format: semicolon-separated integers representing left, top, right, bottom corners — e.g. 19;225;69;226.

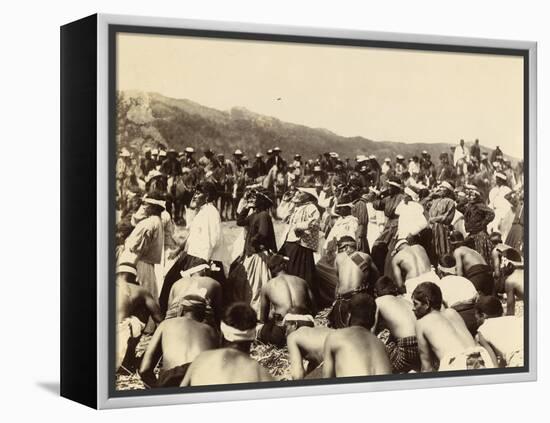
453;139;468;166
159;182;226;314
124;197;165;300
488;172;513;237
323;200;359;254
395;187;428;240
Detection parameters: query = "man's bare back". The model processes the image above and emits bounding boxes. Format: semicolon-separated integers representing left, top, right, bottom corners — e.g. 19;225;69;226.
334;251;377;295
117;280;161;325
454;246;486;276
392;244;432;287
375;295;417;339
180;348;274;386
168;276;222;314
287;326;333;380
261;274;314;321
160;318;219;369
323;327;391;378
416;309;475;369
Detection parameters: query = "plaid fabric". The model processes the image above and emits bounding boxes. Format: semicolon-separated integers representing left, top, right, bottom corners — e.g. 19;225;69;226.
347;251;370;273
386;336;420;373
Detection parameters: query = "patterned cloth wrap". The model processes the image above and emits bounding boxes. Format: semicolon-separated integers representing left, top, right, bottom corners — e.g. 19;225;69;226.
165;294;216;327
385;335;420;373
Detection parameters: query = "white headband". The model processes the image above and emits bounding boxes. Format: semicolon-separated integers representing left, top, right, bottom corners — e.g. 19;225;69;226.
220;322;256;342
438;264;456;275
282;314;315;325
180;264;210;278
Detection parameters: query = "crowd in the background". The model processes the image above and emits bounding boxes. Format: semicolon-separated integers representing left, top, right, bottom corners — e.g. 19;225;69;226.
115;137;525;389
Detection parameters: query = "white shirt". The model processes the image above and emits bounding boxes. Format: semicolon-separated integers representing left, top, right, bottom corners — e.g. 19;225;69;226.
395;200;427;238
477;316;523;363
324;215;359;248
186;203;222;262
489;185;512;213
435;275;477;307
453;145;467;165
408;161;420;175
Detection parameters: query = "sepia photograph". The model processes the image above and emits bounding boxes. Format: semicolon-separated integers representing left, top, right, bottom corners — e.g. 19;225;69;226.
112;28;527;394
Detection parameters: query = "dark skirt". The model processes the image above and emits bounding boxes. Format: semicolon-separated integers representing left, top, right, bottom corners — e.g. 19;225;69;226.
157;362;192;387
159;253;207;315
506;224;524;253
315;258;338;309
465;263;494;296
279;241;318;299
466;231;493;265
431;223;451;263
371;219;399;277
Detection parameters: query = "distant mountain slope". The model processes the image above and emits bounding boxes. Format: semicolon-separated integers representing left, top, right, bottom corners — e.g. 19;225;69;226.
116;91;507;162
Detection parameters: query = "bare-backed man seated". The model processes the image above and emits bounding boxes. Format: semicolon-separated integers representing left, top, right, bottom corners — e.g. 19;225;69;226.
391;239;439;301
450;231;494;296
329;236;379;328
257;255;316;347
323;293;392;378
165;264;222;326
116;261;163;373
374;276;420;373
412;282;494;372
285;306;333;380
139;295;219;388
181;303;274;386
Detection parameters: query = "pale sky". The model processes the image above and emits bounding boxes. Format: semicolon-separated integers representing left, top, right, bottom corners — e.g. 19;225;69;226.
117;32;524;158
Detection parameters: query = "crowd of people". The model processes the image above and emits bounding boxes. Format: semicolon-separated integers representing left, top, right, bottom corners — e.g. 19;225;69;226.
115;138;525;389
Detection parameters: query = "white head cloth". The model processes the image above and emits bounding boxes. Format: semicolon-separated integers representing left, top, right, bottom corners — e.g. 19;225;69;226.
220;322;256;342
282;314;315;324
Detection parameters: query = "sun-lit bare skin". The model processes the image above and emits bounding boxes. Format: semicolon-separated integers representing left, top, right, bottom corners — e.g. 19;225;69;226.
391;244;432;289
453;245;487;277
139;315;219;386
334;250;378;295
180;348;274;386
260;273;315;323
167;275;222;319
322;327;391;378
287;326;334;380
413;305;476;372
505;269;524;316
375;295;417;339
116;274;162;325
491;243;510;281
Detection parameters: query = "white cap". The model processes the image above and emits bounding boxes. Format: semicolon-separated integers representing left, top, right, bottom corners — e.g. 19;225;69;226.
120;148;131;158
234;149;243;155
185;147;195;153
